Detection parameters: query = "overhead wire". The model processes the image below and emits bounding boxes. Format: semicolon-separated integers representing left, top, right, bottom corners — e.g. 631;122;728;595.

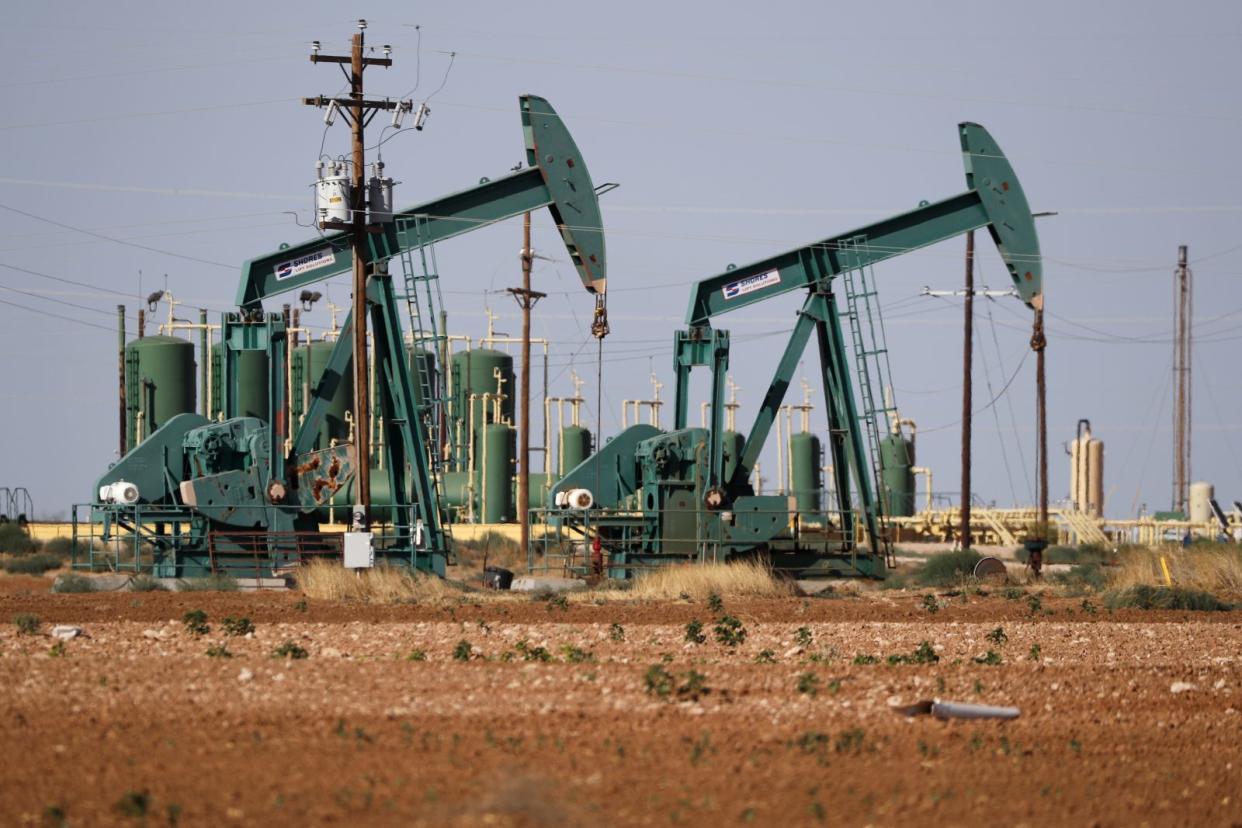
0;203;235;269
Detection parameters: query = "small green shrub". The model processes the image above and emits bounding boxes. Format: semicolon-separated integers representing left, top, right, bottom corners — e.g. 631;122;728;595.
1052;563;1107;593
921;594;940;614
205;644;232;658
13;613;40;634
796;672;819;696
713;615;746;647
706;591;724;613
52;574;95;593
182;610;209;636
0;523;37;555
407;649;427;661
644;664;673;698
560;644;593;663
887;641;939;665
516;640;551;662
176;573;239;592
221;616;255;637
1;553;63;574
794;627;813;648
452;640;473;661
852;654;878;665
685;619;706;644
915;550;983;587
43;537;88;559
1104;585;1230;612
608;622;625;642
973;650;1003;665
114;790;150;818
128;574;166;592
754;649;776;664
272;640;309;659
986;627;1008;646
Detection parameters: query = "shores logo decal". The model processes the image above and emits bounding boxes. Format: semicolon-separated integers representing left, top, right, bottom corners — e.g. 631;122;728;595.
722;269;780;300
275;248;336;281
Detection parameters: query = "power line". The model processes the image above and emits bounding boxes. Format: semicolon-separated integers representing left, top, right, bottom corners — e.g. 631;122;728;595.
0;296;115;333
0;203;235;269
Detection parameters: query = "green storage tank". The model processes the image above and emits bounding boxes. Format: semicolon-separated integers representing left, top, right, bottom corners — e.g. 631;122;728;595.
880;433;916;517
442;470;473;514
722;430;745;484
292;340;353;451
480;423;515;523
126;335;196;446
558;425;593;477
210;344;269;422
788;431;822;515
452;348;515;425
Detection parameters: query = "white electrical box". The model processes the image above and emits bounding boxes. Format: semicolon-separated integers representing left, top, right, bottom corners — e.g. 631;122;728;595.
343;532;374;569
315;160;351;224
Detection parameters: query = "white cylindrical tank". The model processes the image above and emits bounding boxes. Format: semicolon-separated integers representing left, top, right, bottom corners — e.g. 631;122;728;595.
315;160;351;224
366;162;394;225
1069;426;1105;518
1189;481;1214;524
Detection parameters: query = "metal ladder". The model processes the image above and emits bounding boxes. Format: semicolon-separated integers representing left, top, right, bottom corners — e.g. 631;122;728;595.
838;235;897;568
395;214;454;556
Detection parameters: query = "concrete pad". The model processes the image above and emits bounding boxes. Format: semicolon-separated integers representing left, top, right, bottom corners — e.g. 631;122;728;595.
509;576;587;594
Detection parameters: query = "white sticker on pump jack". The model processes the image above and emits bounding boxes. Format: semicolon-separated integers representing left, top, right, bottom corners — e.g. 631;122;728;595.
275;247;336;281
722;268;780;300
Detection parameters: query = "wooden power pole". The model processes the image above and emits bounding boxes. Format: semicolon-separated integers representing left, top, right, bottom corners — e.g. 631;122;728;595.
303;20;406;530
1173;244;1192;513
960;229;974;550
508;212;546;557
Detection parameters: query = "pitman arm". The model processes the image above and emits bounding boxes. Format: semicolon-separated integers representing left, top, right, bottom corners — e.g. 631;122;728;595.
683;122;1041;326
236;95;607;309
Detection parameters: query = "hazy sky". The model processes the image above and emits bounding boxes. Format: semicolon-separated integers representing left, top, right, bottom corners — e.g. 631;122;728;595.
1;1;1239;519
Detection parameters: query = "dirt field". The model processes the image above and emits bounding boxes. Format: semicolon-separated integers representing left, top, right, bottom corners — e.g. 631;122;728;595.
2;574;1240;827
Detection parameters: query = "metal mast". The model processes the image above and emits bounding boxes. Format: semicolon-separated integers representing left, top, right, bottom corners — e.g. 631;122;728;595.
1172;244;1192;513
508;212;545;559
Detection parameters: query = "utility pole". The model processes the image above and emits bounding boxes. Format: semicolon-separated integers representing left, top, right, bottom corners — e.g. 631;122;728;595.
507;212;546;558
117;304;126;457
960;229;974;551
1031;305;1048;576
303;20;407;530
1172;244;1192;513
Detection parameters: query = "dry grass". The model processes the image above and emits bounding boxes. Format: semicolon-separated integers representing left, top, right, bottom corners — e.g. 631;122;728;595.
626;559;794;601
1108;545;1242;599
295;560;465;604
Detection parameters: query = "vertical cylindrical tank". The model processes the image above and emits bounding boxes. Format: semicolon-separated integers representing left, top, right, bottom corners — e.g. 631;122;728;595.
481;423;515;523
453;349;515;423
879;433;916;517
721;430;745;485
292;340;353;450
1189;481;1214;524
1069;430;1105;518
210;345;269;421
788;431;822;515
126;335;196;445
558;425;593;477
